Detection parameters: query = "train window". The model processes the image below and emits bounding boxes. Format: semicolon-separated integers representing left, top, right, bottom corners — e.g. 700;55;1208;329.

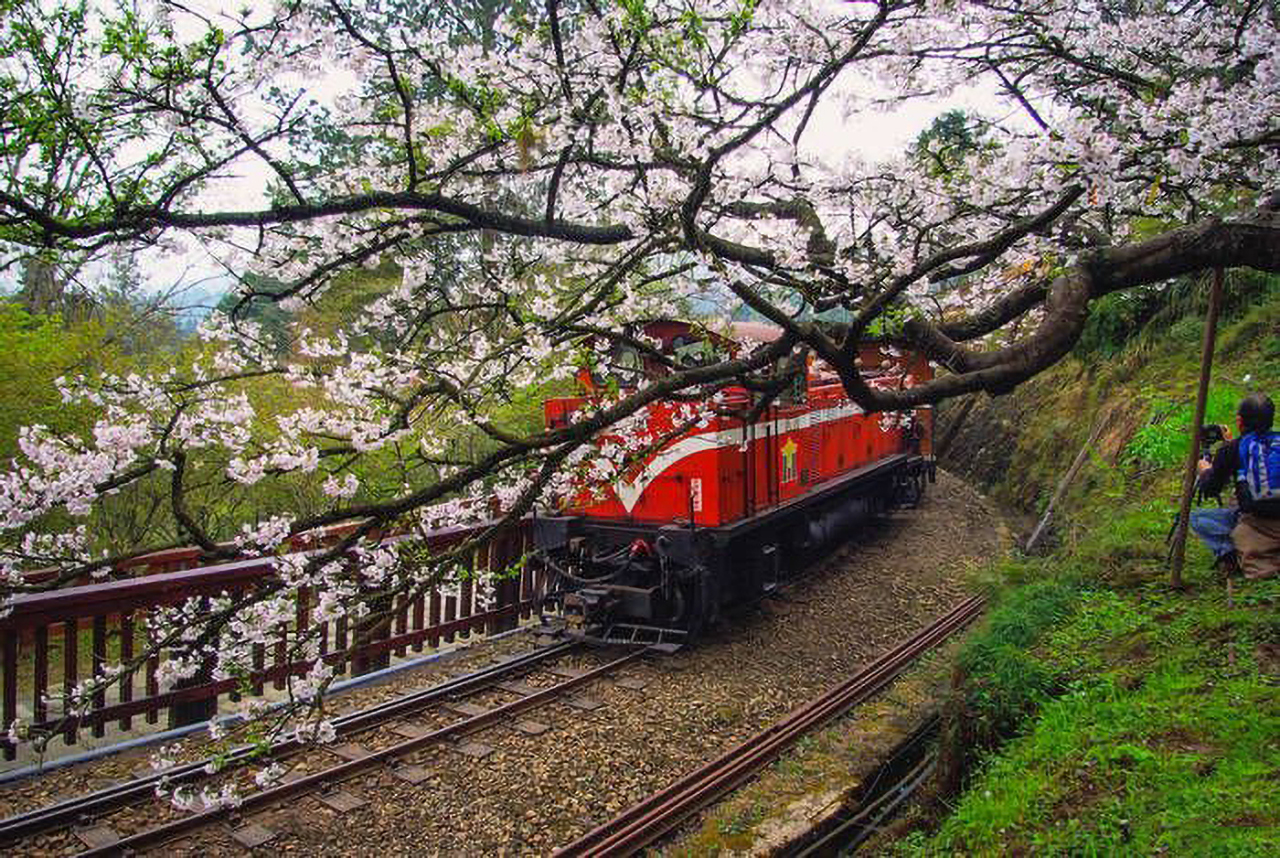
777;361;806;407
586;343;647;390
673;336;716;368
611;345;645;387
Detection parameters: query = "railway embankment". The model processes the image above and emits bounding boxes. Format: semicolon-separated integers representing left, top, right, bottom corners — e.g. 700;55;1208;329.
870;287;1280;854
7;285;1278;854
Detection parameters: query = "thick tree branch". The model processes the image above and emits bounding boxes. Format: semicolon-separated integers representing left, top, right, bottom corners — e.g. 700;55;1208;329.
289;332;799;533
842;185;1085;354
854;213;1280;409
938;280;1049;341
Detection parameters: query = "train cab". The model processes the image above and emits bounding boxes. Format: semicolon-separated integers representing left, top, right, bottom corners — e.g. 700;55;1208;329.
534;320;935;643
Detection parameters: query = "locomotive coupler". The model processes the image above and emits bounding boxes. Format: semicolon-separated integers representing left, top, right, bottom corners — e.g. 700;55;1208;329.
563;587;619;631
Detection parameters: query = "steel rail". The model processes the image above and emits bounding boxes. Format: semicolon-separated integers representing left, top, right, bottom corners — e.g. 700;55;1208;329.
568;596;980;855
788;714;941;857
791;755;936;857
555;594;985;857
80;645;648;856
1;640;579;843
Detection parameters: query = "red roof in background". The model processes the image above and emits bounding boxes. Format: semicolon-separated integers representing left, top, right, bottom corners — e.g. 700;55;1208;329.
727;321;784;344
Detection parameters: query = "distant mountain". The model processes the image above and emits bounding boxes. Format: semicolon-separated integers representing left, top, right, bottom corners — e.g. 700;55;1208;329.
169;280;231;333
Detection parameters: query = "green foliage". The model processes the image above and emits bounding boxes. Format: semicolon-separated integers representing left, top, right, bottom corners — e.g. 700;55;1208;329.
957;579;1081;747
727;0;758;37
1217;273;1280;358
290;259;403;346
911;109;989;177
1166;313;1210;346
0;301;112;460
1076;271;1280;362
216;274;293;356
487;373;575;436
1066;500;1177;583
1122;384;1244;468
971;578;1082;651
900;284;1280;857
1074;288;1167;358
909;588;1280;856
1040;590;1149;675
717;802;765;837
865;302;914;339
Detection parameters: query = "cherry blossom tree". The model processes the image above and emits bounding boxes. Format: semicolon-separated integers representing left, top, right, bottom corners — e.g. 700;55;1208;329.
1;0;1278;788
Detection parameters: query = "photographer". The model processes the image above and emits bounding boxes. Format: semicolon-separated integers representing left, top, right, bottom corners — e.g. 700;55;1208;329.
1190;394;1280;580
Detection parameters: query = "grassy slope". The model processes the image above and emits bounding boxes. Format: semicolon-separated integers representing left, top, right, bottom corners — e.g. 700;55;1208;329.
906;573;1280;856
900;284;1280;856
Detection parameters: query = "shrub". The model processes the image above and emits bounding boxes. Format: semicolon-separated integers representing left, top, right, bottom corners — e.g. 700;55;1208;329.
954;580;1081;752
1122;385;1244;469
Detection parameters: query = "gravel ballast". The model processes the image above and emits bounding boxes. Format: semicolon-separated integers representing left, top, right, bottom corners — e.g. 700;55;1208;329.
2;470;1002;856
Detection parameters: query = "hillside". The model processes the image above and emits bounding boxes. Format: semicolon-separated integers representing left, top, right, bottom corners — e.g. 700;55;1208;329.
889;273;1280;854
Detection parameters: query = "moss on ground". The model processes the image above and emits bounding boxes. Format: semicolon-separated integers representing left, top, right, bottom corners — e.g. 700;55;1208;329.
901;571;1280;856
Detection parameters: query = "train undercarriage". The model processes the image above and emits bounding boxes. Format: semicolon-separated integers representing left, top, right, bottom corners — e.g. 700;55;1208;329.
533;454;932;647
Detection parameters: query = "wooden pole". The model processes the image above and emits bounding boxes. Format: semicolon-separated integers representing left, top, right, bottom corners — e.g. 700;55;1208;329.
1170;268;1225;588
1025;415;1107;554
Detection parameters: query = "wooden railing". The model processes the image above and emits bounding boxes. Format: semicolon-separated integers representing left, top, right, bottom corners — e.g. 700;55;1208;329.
1;519;540;762
18;519;405;586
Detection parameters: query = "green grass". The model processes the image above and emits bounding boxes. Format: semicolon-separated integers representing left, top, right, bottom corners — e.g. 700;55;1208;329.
910;578;1280;856
897;285;1280;856
716;801;766;837
954;578;1081;751
897;550;1280;856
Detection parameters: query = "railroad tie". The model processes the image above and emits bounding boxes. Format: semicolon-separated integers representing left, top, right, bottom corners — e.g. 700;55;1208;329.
74;824;120;850
230;822;276;849
452;741;494;759
390;763;432;784
327;742;371;761
565;695;604;711
510;719;550;736
390;722;433;740
316;790;367;813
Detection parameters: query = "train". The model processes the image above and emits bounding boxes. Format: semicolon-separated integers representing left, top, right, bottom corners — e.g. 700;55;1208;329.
533;320;935;646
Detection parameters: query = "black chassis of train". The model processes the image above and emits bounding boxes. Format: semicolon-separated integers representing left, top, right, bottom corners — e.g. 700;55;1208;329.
533;453;931;643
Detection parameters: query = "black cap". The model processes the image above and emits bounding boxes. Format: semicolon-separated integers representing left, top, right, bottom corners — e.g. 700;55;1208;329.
1239;393;1275;434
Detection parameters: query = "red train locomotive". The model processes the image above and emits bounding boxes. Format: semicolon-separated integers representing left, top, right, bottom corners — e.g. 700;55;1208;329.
534;321;934;644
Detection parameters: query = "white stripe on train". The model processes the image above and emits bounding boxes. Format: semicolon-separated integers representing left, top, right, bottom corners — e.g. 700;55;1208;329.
613;402;917;514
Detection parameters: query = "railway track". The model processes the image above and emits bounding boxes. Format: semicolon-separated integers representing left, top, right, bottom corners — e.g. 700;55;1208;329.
555;594;987;857
3;638;655;855
7;594;984;856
